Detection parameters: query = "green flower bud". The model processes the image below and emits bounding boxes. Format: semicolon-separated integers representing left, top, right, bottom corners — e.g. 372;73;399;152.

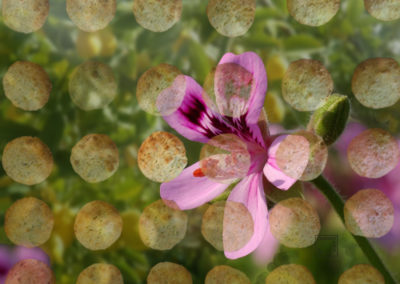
307;94;350;145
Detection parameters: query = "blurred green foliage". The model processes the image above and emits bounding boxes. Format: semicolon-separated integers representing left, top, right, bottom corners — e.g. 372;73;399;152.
0;0;400;283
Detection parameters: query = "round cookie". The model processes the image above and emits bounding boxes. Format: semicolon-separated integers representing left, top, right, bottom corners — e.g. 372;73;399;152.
2;0;49;33
133;0;183;32
287;0;340;26
2;137;53;185
352;58;400;109
74;200;123;250
207;0;256;37
76;263;123;284
269;198;320;248
138;131;187;183
5;197;54;247
282;59;333;111
66;0;116;32
3;61;51;111
70;134;119;183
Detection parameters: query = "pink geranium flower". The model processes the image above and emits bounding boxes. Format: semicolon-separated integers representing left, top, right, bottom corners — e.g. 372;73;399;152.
159;52;300;259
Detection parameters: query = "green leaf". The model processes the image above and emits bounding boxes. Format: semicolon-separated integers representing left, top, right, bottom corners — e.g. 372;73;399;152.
188;40;212;82
242;34;281;49
40;111;65;150
254;7;285;21
283;34;322;51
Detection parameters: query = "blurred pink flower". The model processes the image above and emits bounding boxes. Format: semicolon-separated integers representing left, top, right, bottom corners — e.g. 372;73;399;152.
325;122;400;249
159;52;296;259
0;246;50;283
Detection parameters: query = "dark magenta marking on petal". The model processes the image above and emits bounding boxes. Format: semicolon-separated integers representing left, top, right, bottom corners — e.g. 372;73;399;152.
179;93;227;138
179;93;206;126
179;93;263;147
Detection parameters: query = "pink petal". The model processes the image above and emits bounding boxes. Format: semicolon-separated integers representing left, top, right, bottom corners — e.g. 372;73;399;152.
0;245;14;271
224;173;268;259
268;123;286;136
218;52;268;126
263;135;300;190
162;75;233;144
160;162;230;210
264;162;297;190
14;247;50;266
252;223;279;265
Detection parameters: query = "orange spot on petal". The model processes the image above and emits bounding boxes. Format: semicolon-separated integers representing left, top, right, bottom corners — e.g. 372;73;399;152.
193;168;205;177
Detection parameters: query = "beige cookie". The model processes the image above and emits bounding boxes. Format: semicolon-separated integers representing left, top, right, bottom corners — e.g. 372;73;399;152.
344;189;394;238
3;61;51;111
2;136;53;185
205;265;250;284
269;198;320;248
133;0;182;32
138;131;187;183
69;61;117;111
2;0;49;33
352;58;400;109
147;262;192;284
5;197;54;247
139;200;188;250
365;0;400;21
287;0;340;26
338;264;384;284
71;134;119;183
66;0;116;32
76;263;123;284
74;200;123;250
282;59;333;111
207;0;256;37
266;264;316;284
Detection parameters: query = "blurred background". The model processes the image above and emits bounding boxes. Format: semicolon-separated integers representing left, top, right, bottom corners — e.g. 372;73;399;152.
0;0;399;283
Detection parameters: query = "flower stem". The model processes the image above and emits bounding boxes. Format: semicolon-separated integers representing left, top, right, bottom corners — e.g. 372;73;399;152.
311;175;397;284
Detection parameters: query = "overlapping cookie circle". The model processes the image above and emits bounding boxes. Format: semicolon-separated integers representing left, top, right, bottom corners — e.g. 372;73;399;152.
347;128;400;178
2;1;399;283
288;0;400;26
2;59;117;112
338;264;385;284
3;198;125;283
146;262;388;284
136;199;256;255
5;259;55;284
4;197;123;250
3;197;124;282
344;189;394;238
2;0;400;38
146;262;253;284
134;55;398;254
279;35;400;110
281;56;400;181
1;133;119;185
269;198;321;248
76;263;124;284
1;0;254;36
4;259;126;284
352;58;400;109
144;262;384;284
2;55;121;185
